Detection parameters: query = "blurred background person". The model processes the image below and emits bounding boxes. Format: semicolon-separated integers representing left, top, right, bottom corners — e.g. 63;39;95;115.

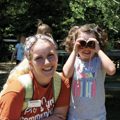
11;34;26;65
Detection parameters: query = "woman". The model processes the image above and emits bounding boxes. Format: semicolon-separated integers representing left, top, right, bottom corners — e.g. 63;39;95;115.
0;34;70;119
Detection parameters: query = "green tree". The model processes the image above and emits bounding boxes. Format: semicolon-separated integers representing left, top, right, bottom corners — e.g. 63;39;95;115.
66;0;120;49
0;0;119;47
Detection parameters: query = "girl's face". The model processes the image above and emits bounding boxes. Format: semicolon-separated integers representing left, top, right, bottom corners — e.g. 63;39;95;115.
30;40;58;85
77;32;97;61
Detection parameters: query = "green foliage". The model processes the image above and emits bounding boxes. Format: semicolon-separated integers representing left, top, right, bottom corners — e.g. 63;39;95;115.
0;0;119;50
66;0;120;50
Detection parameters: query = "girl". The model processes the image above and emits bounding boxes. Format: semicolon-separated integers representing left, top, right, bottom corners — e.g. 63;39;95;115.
63;24;116;120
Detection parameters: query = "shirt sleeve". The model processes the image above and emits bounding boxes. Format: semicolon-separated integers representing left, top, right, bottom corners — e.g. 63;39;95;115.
15;43;19;49
0;81;25;119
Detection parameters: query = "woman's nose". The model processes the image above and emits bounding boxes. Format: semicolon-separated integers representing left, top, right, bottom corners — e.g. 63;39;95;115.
44;58;50;64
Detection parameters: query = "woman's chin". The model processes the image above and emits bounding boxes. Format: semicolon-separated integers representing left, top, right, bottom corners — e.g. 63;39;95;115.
42;68;55;77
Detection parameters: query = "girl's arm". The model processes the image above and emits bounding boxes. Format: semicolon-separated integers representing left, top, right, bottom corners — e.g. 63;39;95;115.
92;38;116;75
63;40;80;78
11;49;17;63
0;91;24;119
97;50;116;75
63;50;77;78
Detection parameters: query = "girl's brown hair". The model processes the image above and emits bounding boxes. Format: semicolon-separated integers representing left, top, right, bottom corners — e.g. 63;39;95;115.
63;26;80;53
64;24;108;53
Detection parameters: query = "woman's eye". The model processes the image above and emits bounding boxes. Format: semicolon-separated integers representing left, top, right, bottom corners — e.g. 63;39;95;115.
35;56;43;62
48;54;55;60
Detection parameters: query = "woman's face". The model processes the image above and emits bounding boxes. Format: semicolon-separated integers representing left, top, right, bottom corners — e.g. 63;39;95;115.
77;31;97;61
30;40;58;85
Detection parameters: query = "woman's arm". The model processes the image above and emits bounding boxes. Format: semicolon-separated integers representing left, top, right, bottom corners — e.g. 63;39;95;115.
44;73;70;120
0;92;24;119
44;106;69;120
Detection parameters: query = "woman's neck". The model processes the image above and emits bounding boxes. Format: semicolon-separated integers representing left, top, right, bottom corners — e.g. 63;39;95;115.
32;71;52;87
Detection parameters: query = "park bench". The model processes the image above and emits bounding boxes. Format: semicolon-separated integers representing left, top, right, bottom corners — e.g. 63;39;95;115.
105;50;120;94
106;50;120;69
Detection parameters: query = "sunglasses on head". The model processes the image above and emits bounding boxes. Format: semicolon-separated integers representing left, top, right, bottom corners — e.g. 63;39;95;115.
79;40;95;49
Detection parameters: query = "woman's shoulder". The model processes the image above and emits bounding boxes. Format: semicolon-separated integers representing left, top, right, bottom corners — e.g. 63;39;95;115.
0;78;25;98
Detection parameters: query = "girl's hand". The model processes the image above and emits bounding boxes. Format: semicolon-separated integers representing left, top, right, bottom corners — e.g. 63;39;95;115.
73;39;81;53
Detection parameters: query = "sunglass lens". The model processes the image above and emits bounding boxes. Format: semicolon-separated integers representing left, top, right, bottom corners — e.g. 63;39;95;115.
87;41;95;49
80;41;86;47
